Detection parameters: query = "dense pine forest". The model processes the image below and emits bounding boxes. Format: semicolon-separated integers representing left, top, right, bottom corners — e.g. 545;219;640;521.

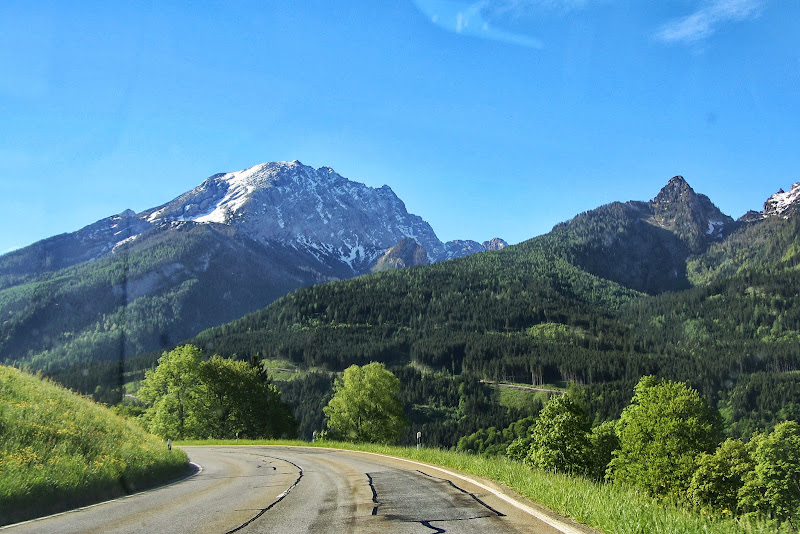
0;222;320;373
174;212;800;445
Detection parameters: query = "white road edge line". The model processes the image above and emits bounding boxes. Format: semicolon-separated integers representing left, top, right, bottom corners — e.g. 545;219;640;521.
303;446;587;534
0;462;203;531
356;450;585;534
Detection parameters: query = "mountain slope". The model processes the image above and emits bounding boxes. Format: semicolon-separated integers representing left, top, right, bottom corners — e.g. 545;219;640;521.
548;176;734;293
192;233;641;371
688;180;800;285
0;210;151;291
0;222;330;371
0;161;503;371
186;175;800;439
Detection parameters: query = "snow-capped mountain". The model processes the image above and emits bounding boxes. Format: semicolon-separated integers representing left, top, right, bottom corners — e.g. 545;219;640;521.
2;161;503;284
763;181;800;218
129;160;502;273
140;161;453;271
0;161;506;369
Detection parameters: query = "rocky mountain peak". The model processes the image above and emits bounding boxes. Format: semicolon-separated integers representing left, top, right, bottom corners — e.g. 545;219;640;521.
482;238;508;251
372;238;430;272
652;175;694;205
649;176;733;252
126;160;509;274
763;181;800;218
738;210;764;223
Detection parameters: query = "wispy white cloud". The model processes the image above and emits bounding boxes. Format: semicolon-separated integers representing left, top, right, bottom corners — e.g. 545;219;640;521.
484;0;590;18
655;0;762;44
413;0;545;48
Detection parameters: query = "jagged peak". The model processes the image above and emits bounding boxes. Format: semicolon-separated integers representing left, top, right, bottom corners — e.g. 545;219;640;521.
372;237;430;272
482;237;508;251
763;181;800;218
645;175;734;251
653;175;696;204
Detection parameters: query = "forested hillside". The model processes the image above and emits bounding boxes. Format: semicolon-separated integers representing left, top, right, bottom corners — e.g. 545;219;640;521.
193;235;639;375
7;176;799;448
188;202;800;443
0;222;323;373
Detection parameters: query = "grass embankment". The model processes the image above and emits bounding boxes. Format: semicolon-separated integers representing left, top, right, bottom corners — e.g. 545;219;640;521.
177;439;777;534
0;366;190;526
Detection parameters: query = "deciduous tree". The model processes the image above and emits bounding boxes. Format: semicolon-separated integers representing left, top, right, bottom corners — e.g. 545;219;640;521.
739;421;800;527
138;345;205;439
688;438;752;513
139;345;296;439
524;392;591;475
608;376;722;497
323;362;408;443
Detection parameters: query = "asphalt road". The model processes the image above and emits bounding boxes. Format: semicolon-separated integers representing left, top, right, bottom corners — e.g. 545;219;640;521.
3;446;591;534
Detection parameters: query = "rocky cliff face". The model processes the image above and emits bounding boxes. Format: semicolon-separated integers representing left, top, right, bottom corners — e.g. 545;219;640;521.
762;181;800;219
141;161;450;273
648;176;734;253
372;238;430;272
483;238;508;251
4;161;503;285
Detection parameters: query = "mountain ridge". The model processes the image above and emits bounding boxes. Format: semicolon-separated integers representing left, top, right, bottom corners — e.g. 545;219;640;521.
2;170;798;374
3;161;505;280
0;161;504;370
183;175;800;445
4;168;800;447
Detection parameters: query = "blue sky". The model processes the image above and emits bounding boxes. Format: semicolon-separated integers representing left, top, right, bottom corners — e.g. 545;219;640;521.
2;0;799;253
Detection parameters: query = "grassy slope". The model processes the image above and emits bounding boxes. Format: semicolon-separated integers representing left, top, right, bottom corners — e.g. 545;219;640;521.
0;366;189;526
177;439;780;534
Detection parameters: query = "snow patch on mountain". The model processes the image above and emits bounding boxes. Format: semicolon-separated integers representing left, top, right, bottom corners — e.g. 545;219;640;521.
706;220;726;236
52;160;503;276
763;182;800;218
193;163;274;223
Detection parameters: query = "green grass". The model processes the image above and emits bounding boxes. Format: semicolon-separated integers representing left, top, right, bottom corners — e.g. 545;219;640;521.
176;439;782;534
0;366;190;526
497;386;553;410
260;358;325;381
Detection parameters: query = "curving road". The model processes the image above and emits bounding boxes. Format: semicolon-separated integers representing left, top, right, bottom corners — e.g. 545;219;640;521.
3;446;591;534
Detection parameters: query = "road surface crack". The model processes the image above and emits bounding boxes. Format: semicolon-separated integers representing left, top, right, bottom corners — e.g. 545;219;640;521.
224;455;304;534
415;470;505;517
420;520;446;533
365;473;379;516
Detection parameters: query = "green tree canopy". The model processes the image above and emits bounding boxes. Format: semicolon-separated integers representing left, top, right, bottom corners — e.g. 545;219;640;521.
739;421;800;527
138;345;296;439
609;376;722;497
688;438;753;513
587;420;619;481
198;355;296;439
524;391;591;475
138;344;205;439
323;362;408;443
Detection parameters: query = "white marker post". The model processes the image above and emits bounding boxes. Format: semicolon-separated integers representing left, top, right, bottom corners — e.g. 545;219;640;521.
416;431;422;450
